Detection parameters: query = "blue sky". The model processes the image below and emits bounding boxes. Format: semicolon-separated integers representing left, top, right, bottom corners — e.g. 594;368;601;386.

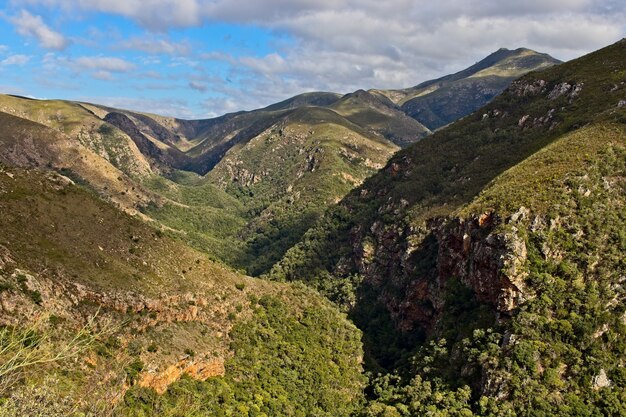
0;0;624;119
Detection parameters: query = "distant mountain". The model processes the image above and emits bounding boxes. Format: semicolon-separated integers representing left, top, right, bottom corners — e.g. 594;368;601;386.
373;47;561;130
0;47;559;276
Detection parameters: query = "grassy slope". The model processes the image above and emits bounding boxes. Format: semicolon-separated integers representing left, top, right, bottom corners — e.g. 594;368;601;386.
0;111;156;212
0;108;249;265
0;95;153;178
0;167;365;416
330;90;431;147
140;171;248;266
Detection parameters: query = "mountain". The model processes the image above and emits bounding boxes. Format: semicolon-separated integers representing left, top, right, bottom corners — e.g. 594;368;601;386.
373;47;561;130
0;41;599;415
0;48;558;277
0;93;402;272
269;39;626;414
70;48;557;275
0;164;365;415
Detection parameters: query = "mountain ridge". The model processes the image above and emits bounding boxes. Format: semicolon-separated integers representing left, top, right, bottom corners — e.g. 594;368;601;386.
269;38;626;414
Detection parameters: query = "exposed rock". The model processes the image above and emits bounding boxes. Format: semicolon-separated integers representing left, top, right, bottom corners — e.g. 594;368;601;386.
509;206;529;224
548;82;583;101
0;245;15;271
592;369;611;389
510;79;547;97
518;115;530;127
138;357;225;394
437;216;528;313
348;206;532;334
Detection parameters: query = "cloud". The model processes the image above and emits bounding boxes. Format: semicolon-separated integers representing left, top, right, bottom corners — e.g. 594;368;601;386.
119;37;191;55
199;0;625;108
10;10;68;50
11;0;626;115
0;54;31;66
81;96;196;118
188;80;208;92
92;70;115;80
18;0;202;30
0;84;27;95
74;56;136;72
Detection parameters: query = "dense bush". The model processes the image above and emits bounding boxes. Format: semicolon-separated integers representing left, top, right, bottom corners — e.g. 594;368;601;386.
121;293;365;416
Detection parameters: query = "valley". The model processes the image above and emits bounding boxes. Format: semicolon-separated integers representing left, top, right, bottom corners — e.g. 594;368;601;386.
0;37;624;416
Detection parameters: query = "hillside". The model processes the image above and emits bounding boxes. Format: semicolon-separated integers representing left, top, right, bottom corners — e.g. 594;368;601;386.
0;166;365;415
0;90;407;275
204;106;399;274
373;47;561;130
269;39;626;414
89;90;425;175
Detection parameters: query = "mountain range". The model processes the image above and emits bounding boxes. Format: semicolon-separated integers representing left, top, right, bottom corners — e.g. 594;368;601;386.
0;46;559;276
1;40;624;416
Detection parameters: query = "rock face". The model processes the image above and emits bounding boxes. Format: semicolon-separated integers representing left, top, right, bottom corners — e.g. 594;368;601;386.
349;209;530;333
436;212;528;313
593;369;612;389
139;357;225;394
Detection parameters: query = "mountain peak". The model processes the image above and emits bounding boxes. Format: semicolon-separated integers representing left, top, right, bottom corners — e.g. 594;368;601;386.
371;47;561;130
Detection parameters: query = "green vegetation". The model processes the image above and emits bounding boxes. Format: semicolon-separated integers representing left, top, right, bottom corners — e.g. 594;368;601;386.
0;39;624;416
141;172;247;264
122;291;365;416
136;115;398;276
360;135;626;414
0;167;365;415
269;39;626;414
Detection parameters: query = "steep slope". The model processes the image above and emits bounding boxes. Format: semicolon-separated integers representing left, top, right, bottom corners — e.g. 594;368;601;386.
270;39;626;414
0;111;155;212
204;106;399;274
0;167;365;416
373;47;561;130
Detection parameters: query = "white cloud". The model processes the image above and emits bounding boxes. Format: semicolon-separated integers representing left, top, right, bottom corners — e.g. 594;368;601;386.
119;37;191;55
92;70;114;80
0;54;31;66
10;10;68;50
81;96;196;118
17;0;202;30
74;56;136;72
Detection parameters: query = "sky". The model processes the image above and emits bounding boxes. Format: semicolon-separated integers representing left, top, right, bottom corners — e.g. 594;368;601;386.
0;0;624;119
